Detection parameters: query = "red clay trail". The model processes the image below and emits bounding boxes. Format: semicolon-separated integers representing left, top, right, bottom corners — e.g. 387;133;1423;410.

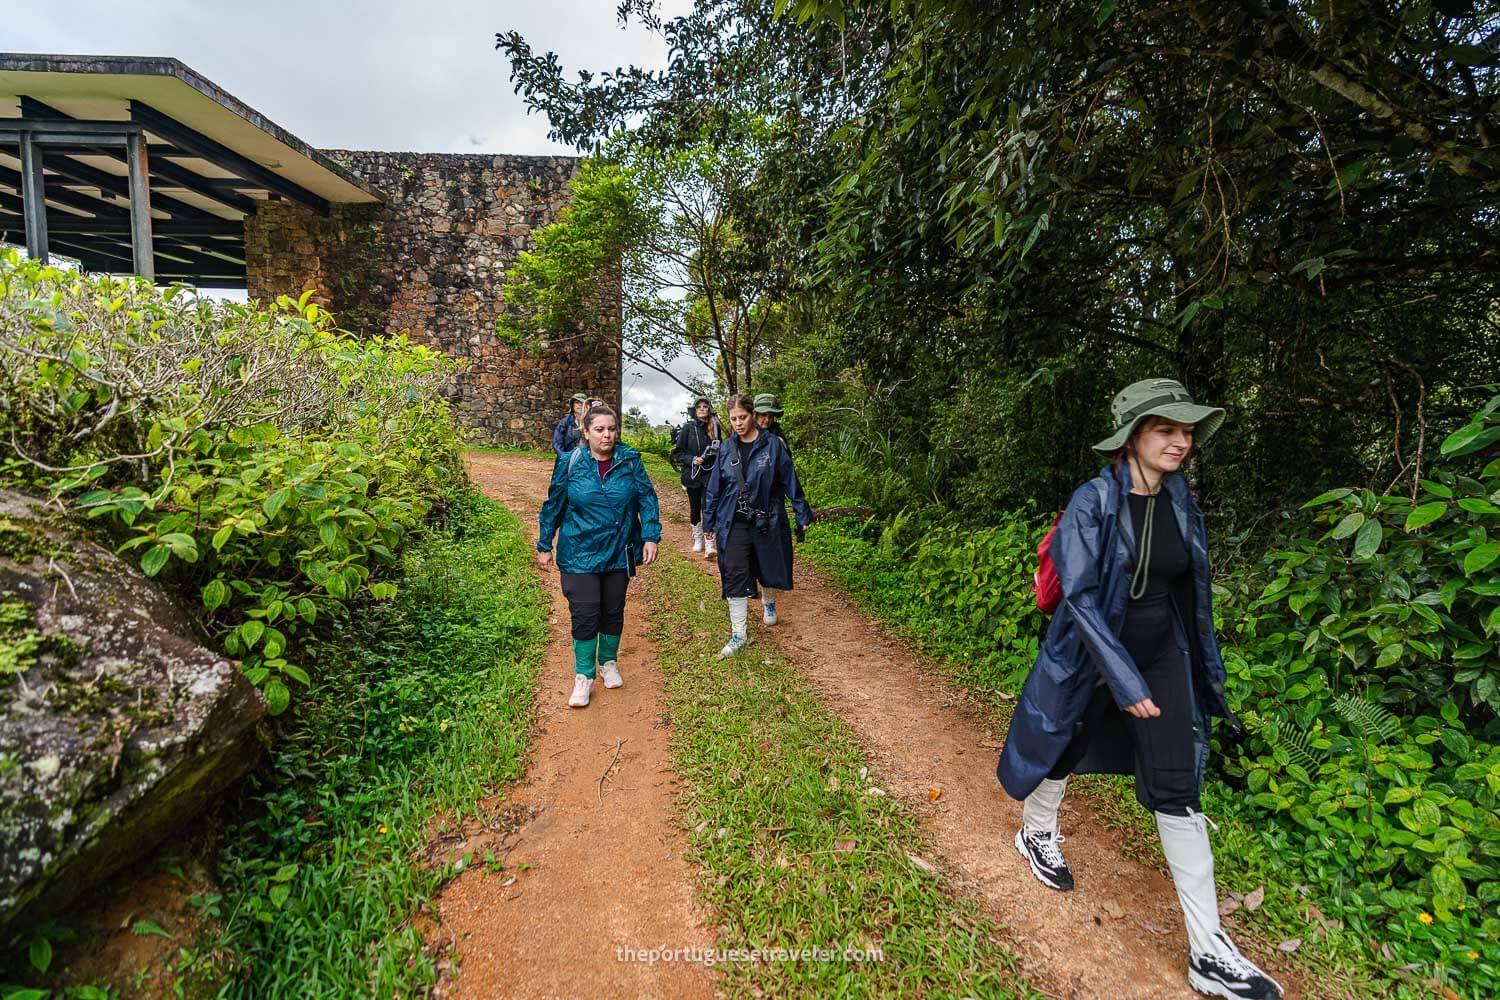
448;452;1304;1000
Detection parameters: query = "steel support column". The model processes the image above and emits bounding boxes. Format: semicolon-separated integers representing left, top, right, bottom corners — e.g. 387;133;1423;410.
18;132;48;262
125;130;154;278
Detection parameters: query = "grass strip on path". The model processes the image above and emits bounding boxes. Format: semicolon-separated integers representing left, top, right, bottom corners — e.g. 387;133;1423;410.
191;489;548;998
641;548;1041;999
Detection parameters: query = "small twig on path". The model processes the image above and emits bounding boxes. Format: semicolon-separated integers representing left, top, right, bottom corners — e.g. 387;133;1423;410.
548;746;572;759
598;738;626;801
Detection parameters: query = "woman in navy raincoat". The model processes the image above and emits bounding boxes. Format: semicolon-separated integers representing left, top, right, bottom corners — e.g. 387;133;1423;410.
537;404;661;708
551;392;588;456
997;378;1280;1000
703;393;814;657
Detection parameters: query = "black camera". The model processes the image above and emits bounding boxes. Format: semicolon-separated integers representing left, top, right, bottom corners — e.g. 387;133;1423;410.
752;510;770;535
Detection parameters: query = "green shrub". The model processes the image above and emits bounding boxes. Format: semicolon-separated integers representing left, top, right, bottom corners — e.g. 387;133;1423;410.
623;426;674;459
1213;391;1500;982
0;252;463;713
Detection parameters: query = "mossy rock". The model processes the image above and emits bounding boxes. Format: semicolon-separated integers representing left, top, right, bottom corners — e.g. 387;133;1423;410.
0;490;265;937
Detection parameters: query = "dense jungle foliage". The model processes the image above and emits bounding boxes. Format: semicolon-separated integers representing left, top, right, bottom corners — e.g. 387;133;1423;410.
498;1;1500;992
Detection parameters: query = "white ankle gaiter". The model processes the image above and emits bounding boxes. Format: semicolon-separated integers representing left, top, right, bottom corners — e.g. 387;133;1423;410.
728;596;748;637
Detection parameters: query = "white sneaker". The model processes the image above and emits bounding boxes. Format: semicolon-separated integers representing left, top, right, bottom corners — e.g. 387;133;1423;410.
763;603;778;626
568;674;593;707
599;660;623;689
717;634;748;659
704;537;717;559
691;526;704;552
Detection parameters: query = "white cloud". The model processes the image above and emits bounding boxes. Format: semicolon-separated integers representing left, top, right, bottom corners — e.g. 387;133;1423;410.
7;0;695;155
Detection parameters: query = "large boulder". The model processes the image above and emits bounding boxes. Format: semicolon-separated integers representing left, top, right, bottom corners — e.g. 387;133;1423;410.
0;491;264;936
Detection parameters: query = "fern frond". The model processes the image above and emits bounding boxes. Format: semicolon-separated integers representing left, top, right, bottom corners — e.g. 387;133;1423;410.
1249;712;1323;773
1333;692;1402;744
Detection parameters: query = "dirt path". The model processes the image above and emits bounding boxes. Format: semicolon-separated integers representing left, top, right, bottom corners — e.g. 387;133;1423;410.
436;454;716;1000
458;452;1300;1000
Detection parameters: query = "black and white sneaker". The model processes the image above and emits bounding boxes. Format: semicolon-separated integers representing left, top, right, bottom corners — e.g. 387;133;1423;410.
1189;932;1283;999
1014;828;1074;891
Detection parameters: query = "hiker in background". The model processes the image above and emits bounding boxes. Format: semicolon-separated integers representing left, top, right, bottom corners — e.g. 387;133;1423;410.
996;378;1280;1000
703;393;814;656
670;395;724;558
552;392;588;456
536;404;662;708
753;393;790;454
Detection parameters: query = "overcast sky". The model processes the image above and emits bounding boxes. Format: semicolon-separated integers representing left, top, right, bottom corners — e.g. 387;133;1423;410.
7;0;707;424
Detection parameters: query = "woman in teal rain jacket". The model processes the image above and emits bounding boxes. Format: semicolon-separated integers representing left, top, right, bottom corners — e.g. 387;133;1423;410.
537;404;662;708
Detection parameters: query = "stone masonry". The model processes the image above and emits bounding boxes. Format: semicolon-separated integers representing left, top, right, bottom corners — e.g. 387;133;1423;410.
243;152;621;448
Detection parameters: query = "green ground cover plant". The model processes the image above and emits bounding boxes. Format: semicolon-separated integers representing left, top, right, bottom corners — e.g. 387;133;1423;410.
789;396;1500;997
640;549;1040;999
183;489;545;997
0;252;463;714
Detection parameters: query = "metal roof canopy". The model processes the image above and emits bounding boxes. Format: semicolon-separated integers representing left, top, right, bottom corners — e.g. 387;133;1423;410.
0;54;384;288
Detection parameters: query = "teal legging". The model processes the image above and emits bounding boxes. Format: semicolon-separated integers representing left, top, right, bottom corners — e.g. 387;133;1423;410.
571;633;621;679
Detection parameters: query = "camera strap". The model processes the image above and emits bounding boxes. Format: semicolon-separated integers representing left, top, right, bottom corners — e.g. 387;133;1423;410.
729;437;758;515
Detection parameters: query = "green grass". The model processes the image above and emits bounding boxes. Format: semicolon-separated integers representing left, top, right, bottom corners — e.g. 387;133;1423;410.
640;550;1040;999
794;517;1406;999
184;489;548;997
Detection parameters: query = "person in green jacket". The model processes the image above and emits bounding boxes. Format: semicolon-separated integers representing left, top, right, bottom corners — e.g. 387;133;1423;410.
536;404;663;707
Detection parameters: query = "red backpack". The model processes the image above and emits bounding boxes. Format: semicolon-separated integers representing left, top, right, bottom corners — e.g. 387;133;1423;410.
1033;510;1066;614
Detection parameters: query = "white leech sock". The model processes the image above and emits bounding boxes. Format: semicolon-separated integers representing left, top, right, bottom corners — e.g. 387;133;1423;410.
1156;810;1222;956
728;596;748;637
761;587;778;607
1022;777;1068;835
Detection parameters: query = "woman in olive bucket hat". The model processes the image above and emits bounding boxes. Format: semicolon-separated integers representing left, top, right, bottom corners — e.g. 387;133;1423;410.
997;378;1282;1000
752;393;791;454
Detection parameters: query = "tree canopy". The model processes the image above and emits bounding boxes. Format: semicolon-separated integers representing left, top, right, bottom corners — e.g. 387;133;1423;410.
497;0;1500;519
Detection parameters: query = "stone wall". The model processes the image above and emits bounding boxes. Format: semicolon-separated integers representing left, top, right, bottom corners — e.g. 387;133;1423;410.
244;152;621;448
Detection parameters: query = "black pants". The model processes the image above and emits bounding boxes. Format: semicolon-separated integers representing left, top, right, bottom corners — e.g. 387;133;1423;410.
560;570;628;640
1048;596;1203;815
718;520;761;598
686;486;705;526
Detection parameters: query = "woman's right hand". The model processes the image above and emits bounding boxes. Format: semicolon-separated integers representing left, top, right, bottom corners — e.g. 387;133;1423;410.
693;455;703;465
535;550;553;572
1124;698;1161;719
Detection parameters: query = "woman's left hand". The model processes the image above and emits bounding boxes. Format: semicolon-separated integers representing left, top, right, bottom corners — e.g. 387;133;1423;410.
641;542;659;565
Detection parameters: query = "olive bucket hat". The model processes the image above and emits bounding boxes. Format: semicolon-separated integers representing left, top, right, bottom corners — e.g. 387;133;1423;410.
753;392;784;416
1092;378;1225;457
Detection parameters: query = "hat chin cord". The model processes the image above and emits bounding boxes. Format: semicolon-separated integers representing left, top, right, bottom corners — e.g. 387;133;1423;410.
1128;449;1161;600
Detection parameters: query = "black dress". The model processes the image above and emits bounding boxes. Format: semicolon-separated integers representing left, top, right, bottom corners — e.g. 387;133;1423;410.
1047;490;1206;815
